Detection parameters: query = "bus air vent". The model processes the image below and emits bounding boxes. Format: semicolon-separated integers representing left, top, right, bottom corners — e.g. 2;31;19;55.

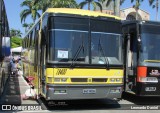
92;78;107;82
71;78;87;82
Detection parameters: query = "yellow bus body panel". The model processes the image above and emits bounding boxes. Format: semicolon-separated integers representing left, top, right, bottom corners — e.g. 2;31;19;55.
45;8;121;20
46;68;123;84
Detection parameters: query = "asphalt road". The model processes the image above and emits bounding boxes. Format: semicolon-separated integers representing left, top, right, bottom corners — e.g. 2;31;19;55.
1;92;160;113
36;92;160;112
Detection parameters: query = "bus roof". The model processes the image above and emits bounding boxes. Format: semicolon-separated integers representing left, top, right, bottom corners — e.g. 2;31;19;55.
24;8;120;38
45;8;121;20
122;20;160;26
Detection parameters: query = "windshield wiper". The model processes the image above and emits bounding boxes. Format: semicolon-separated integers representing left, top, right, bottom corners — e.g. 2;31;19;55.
70;37;84;68
98;38;110;70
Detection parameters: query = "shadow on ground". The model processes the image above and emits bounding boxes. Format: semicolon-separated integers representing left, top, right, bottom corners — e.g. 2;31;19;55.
122;92;160;105
39;97;121;110
0;75;22;105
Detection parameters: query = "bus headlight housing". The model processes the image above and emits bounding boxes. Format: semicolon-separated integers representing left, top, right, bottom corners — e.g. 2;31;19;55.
110;78;116;82
116;78;121;82
54;78;61;82
61;78;67;82
110;78;122;82
54;78;67;82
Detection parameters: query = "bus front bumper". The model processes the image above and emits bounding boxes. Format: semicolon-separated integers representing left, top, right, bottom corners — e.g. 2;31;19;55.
45;84;123;100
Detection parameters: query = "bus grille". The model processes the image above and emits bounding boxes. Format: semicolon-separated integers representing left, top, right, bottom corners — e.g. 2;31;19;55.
92;78;107;82
71;78;107;83
71;78;88;82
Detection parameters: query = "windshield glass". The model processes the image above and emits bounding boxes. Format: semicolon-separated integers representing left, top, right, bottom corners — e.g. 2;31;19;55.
47;16;122;66
48;29;89;64
91;32;122;65
139;33;160;64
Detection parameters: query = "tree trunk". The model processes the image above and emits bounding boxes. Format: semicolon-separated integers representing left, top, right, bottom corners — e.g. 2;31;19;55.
115;0;120;16
156;0;158;20
136;9;138;20
88;2;90;10
25;27;27;33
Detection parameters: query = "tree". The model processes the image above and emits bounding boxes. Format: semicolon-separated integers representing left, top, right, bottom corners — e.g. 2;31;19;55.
105;0;125;16
10;29;17;37
34;0;51;13
10;29;22;48
131;0;144;20
28;23;34;29
11;36;22;48
16;30;22;37
10;28;22;37
51;0;78;8
22;23;29;33
149;0;159;20
34;0;78;13
79;0;104;11
22;22;34;33
20;0;41;23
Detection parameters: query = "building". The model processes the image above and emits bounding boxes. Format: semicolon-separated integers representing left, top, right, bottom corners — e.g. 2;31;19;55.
96;0;120;16
96;0;150;20
120;7;150;20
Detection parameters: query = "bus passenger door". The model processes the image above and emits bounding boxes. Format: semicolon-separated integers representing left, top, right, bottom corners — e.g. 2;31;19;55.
124;31;137;93
40;30;46;96
35;29;46;97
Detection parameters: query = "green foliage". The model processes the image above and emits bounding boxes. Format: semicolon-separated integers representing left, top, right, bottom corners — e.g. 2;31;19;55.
11;36;22;48
20;0;40;23
10;28;22;37
34;0;78;13
79;0;103;11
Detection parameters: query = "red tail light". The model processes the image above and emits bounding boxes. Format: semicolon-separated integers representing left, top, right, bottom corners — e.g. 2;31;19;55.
137;66;147;82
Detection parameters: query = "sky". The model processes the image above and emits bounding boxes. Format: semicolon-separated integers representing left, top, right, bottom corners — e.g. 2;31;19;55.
3;0;158;36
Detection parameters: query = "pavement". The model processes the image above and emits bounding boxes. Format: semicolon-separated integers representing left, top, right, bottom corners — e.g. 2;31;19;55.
0;57;39;112
0;72;39;105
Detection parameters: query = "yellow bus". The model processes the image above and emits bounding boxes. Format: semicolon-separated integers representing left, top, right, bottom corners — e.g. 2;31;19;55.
22;8;124;100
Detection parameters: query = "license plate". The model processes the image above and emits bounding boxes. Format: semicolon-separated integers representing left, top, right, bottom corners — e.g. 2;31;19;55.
147;78;157;81
83;89;96;94
145;87;156;91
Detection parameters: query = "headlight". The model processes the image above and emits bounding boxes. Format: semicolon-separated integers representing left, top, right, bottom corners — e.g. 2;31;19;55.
110;78;116;82
61;78;67;82
47;77;53;83
54;78;67;82
116;78;121;82
54;78;61;82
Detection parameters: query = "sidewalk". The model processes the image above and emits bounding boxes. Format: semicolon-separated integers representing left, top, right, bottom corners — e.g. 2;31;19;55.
0;74;39;105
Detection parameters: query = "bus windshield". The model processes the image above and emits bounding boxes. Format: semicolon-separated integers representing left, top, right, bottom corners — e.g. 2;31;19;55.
139;33;160;64
91;32;122;65
48;29;89;64
48;16;122;65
